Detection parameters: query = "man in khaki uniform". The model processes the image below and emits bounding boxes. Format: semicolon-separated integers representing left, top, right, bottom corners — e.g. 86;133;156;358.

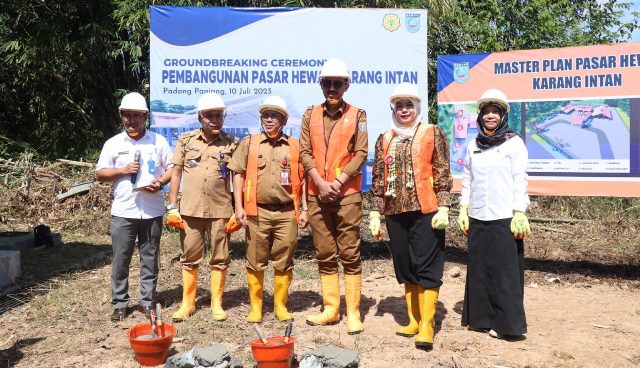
166;93;238;322
300;59;368;334
228;96;308;323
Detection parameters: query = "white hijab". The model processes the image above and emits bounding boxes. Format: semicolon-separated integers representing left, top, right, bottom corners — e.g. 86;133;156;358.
390;98;422;139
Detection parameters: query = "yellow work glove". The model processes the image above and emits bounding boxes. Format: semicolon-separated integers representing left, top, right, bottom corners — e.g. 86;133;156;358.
456;205;469;236
225;214;242;234
166;208;185;230
368;210;384;240
510;211;532;239
431;207;450;230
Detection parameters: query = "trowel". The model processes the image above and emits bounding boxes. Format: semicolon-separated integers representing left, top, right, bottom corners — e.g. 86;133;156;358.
252;324;269;346
283;322;293;344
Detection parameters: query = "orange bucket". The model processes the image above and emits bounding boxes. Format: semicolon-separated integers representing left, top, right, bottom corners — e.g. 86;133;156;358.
250;336;296;368
127;322;177;366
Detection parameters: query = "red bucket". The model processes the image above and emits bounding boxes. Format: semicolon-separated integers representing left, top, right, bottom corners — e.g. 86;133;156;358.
127;322;177;366
250;336;296;368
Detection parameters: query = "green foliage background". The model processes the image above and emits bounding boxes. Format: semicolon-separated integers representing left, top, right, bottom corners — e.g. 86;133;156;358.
0;0;637;159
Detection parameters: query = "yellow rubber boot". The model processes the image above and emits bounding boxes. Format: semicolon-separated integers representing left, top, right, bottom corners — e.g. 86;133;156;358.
172;268;198;322
306;273;340;326
344;274;364;335
415;286;439;350
274;270;294;322
396;284;420;337
210;269;228;321
246;269;264;323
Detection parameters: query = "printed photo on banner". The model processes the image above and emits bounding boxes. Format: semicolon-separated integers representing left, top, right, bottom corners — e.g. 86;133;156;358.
437;43;640;196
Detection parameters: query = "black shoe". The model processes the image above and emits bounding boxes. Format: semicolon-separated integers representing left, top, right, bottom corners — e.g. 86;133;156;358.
111;308;127;322
140;305;153;317
415;341;433;351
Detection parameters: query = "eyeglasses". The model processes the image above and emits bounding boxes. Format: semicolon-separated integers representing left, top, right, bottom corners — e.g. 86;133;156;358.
320;79;346;89
261;112;283;120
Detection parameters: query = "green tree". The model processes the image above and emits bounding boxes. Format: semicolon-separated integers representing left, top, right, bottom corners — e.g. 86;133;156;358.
0;0;119;159
454;0;638;52
1;0;637;159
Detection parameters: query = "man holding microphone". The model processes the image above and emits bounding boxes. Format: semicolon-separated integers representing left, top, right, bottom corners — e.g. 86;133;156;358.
96;92;173;322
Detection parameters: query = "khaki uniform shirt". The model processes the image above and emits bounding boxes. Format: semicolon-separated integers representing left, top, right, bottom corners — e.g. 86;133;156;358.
228;133;298;205
299;101;368;205
171;129;238;218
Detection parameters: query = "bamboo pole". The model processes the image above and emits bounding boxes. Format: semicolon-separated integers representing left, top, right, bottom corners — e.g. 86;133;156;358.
56;159;94;168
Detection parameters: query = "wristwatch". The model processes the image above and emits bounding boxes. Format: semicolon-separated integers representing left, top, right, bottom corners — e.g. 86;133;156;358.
166;204;177;211
156;180;165;190
300;207;309;212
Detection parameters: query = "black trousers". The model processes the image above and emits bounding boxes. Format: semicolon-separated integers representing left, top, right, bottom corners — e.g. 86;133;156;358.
462;217;527;335
385;211;445;289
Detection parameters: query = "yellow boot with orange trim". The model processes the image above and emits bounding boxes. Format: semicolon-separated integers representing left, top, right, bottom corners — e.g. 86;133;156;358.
273;270;294;322
246;269;264;323
210;269;228;321
306;273;340;326
415;286;439;350
172;268;198;322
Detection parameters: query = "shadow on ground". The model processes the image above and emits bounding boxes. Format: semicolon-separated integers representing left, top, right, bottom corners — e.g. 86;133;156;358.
0;337;45;368
445;245;640;282
0;242;110;317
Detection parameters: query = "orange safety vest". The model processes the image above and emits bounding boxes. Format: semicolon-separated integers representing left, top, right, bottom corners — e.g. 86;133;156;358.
382;123;439;214
244;134;303;219
308;103;362;197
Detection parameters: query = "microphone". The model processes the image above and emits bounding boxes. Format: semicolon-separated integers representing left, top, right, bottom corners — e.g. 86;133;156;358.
131;150;141;184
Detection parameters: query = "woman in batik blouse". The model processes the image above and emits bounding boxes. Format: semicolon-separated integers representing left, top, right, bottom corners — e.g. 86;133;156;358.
369;83;452;351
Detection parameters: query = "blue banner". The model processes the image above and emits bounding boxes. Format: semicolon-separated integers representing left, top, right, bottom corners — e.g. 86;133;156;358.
150;6;428;190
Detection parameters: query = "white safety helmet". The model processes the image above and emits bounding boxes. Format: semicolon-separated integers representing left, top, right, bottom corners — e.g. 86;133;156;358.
320;58;350;79
197;93;226;112
119;92;148;112
477;89;510;112
259;96;289;119
389;83;422;104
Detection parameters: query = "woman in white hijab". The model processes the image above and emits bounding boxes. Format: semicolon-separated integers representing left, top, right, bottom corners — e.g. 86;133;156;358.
369;83;453;350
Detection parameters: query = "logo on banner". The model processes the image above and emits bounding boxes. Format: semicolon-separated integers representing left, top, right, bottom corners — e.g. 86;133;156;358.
405;14;420;33
382;14;400;32
453;62;470;83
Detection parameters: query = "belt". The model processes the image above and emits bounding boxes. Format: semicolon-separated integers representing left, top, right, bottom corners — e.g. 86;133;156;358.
257;202;294;212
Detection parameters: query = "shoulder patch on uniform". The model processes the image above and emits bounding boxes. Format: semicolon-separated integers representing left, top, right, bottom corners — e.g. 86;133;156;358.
179;129;198;140
358;121;367;132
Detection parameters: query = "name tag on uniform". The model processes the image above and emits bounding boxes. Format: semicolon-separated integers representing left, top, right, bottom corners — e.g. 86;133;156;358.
473;150;481;154
148;154;156;174
280;171;290;186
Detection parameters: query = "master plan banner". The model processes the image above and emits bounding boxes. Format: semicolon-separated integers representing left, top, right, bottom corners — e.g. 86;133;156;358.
437;43;640;197
150;6;428;190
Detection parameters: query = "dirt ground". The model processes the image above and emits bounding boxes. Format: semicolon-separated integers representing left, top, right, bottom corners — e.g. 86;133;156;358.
1;221;639;368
